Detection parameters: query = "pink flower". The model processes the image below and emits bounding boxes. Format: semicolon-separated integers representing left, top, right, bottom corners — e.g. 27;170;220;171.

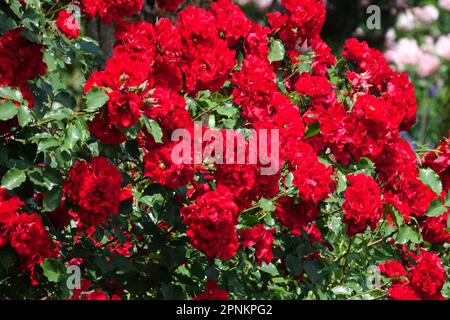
417;51;440;78
439;0;450;11
385;38;421;69
435;34;450;61
412;5;439;23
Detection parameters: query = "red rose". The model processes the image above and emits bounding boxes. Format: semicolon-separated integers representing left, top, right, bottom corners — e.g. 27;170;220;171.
388;284;422;300
9;213;55;259
193;280;229;300
64;157;124;226
89;113;126;145
143;143;195;190
107;91;142;129
81;0;143;24
408;250;446;300
0;28;46;87
238;224;275;266
342;174;382;236
56;10;80;40
181;186;239;260
275;196;319;236
156;0;185;11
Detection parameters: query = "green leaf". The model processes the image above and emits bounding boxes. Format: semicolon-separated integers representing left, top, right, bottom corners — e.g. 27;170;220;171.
396;225;420;244
268;40;285;63
41;258;66;283
419;168;442;196
161;283;184;299
336;171;347;194
390;206;403;227
331;285;353;296
0;247;17;270
427;198;447;217
216;103;237;117
0;100;18;121
17;104;32;126
304;122;320;139
259;263;279;276
86;87;109;113
42;187;63;212
28;168;62;190
143;117;163;143
444;192;450;207
259;198;275;212
0;86;23;103
42;107;73;121
303;260;325;285
62;123;80;151
1;168;26;190
286;254;302;277
284;172;294;189
38;138;61;152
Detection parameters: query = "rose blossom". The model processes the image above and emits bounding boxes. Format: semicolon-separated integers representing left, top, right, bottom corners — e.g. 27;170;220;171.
439;0;450;11
385;38;421;70
396;10;416;31
435;34;450;61
417;51;440;78
412;5;439;23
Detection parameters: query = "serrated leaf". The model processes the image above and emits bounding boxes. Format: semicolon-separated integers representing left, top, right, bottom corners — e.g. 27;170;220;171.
42;187;62;212
62;123;80;151
285;172;294;189
143;117;163;143
286;254;302;277
86;87;109;113
259;198;275;212
42;107;73;121
419;168;442;196
336;171;347;194
0;100;18;121
1;168;26;190
38;138;61;152
268;40;285;63
41;258;66;283
331;285;353;296
17;104;32;126
0;86;23;103
426;198;447;217
396;225;420;244
259;263;279;276
304;122;320;139
216;103;237;117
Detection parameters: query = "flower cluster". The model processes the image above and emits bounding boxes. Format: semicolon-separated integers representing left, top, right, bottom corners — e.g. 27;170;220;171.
342;174;382;236
1;0;449;301
0;27;46;120
380;249;446;300
0;188;55;285
81;0;143;24
63;157;125;226
181;186;239;261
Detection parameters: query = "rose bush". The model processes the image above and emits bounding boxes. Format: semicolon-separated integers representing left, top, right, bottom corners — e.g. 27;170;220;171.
0;0;449;300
